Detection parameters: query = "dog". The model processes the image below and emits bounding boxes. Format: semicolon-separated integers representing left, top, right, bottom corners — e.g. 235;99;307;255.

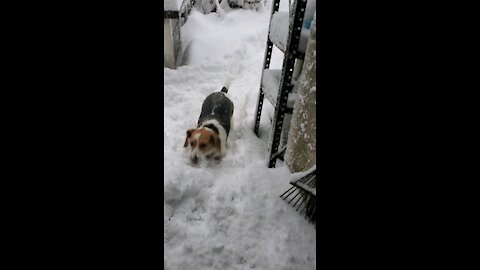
184;85;234;164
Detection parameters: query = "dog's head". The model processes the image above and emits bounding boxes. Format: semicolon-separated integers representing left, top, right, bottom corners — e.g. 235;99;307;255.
184;127;221;164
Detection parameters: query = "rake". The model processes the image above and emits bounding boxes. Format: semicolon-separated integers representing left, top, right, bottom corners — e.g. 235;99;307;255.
280;167;316;226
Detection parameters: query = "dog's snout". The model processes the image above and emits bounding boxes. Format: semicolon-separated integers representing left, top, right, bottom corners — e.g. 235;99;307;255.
191;155;198;163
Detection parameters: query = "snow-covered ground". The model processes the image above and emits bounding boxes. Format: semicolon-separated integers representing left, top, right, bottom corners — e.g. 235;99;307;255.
164;1;316;269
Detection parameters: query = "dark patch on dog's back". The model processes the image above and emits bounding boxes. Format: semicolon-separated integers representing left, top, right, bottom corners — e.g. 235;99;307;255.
197;92;234;136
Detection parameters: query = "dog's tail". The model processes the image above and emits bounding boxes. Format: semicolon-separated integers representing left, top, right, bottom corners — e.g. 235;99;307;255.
221;72;234;93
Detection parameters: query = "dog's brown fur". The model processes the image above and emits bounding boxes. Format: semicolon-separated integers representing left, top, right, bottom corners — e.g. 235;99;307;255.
184;128;222;161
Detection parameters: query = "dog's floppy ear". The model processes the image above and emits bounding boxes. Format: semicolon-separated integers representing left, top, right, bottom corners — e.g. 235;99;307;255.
211;133;221;150
184;129;195;147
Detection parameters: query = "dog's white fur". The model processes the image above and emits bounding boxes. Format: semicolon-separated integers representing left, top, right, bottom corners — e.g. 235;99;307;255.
199;119;229;157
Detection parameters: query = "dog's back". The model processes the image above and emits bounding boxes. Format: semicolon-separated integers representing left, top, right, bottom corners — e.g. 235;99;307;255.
197;89;234;135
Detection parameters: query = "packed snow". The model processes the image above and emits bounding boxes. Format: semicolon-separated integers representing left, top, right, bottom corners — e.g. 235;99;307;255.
269;11;289;52
262;69;297;108
164;0;316;269
164;0;185;11
269;0;315;54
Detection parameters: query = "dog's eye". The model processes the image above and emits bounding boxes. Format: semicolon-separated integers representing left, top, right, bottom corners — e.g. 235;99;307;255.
199;143;206;148
191;142;195;147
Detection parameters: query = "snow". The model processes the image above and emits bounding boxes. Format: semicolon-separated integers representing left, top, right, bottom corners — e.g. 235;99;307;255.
269;11;289;52
290;165;316;182
269;0;315;53
164;1;316;270
164;0;184;11
262;69;297;108
228;0;265;10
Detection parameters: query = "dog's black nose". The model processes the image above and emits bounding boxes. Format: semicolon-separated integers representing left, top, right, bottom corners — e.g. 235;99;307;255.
191;155;198;163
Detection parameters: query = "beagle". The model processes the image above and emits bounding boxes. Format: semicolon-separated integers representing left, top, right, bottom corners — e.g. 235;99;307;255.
184;86;234;164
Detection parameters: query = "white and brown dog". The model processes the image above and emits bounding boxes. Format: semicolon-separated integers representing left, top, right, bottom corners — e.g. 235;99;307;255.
184;85;234;164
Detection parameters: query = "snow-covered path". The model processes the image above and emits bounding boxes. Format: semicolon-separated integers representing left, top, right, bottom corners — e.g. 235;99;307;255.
164;2;316;269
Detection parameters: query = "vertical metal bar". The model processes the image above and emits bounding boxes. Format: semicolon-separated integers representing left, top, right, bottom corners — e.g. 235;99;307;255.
253;88;265;136
253;0;280;136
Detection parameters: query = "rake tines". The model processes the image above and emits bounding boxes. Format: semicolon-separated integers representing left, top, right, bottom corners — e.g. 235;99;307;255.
280;168;316;225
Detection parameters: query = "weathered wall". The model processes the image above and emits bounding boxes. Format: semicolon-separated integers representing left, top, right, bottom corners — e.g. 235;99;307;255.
284;15;316;172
